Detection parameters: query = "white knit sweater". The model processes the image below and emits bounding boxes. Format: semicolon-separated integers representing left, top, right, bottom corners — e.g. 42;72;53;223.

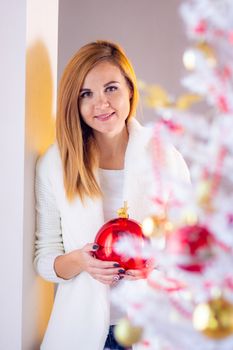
34;118;190;350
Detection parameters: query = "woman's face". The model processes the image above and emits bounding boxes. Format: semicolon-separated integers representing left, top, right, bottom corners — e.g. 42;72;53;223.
78;61;132;138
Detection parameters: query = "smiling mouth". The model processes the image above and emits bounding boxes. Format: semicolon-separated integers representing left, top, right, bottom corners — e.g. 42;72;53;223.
94;112;115;121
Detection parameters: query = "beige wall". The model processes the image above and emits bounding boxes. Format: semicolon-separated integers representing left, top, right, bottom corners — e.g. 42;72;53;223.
58;0;188;123
23;1;59;349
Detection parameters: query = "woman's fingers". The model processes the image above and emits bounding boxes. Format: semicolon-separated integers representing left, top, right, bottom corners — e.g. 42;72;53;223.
94;273;124;285
82;243;123;268
90;266;125;276
82;242;99;253
79;243;126;283
88;257;124;270
88;264;125;284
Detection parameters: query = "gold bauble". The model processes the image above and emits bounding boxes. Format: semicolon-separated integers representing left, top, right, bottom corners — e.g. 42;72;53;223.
193;297;233;339
196;42;217;67
142;215;173;238
196;180;214;212
114;318;143;347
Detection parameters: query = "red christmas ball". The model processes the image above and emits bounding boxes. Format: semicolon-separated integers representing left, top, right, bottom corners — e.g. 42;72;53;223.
165;224;215;273
94;216;146;270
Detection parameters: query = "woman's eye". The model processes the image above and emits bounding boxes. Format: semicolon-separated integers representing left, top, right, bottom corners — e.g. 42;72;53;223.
79;91;92;99
105;86;118;93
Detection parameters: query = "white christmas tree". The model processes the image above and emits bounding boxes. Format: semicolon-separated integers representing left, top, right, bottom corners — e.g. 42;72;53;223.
112;1;233;349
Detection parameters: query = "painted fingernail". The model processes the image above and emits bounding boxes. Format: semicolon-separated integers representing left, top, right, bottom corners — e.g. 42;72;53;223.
92;244;99;250
118;269;125;274
113;263;120;267
113;275;120;282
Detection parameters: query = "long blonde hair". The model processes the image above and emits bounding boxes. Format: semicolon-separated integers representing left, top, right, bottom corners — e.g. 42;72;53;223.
56;40;139;201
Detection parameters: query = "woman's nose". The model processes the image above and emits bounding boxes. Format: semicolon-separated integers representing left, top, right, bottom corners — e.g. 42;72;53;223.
94;93;110;109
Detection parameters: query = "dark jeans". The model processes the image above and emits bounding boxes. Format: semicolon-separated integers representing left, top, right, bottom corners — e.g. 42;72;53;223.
104;325;132;350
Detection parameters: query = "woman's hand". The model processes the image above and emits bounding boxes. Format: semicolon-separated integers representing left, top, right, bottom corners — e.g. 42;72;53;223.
54;244;153;284
77;243;125;285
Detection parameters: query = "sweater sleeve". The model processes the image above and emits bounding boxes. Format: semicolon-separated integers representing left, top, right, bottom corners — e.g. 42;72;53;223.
34;152;68;283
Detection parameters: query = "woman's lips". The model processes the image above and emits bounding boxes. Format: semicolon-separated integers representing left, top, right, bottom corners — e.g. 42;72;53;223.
94;112;115;121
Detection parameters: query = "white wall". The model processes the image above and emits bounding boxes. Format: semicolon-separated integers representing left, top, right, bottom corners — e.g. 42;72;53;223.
58;0;188;124
0;1;59;349
0;1;26;349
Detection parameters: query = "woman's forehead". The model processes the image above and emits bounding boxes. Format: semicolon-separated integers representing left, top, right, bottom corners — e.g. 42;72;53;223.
82;61;125;87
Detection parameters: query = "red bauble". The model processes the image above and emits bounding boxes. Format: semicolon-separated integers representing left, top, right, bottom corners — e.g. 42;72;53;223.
94;216;146;270
165;224;215;273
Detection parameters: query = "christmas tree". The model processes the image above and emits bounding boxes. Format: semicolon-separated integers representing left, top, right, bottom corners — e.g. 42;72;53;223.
112;1;233;349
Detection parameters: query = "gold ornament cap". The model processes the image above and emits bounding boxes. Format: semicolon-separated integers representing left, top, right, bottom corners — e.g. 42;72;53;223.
117;201;129;218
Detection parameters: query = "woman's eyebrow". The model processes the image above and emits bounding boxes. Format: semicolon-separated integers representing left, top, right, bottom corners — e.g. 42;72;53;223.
80;81;120;92
104;80;120;87
80;88;91;92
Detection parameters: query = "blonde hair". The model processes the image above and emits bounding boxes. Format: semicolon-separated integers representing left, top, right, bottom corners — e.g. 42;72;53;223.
56;40;139;201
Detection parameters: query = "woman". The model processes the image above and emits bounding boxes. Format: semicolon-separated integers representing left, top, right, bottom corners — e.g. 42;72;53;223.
34;40;189;350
